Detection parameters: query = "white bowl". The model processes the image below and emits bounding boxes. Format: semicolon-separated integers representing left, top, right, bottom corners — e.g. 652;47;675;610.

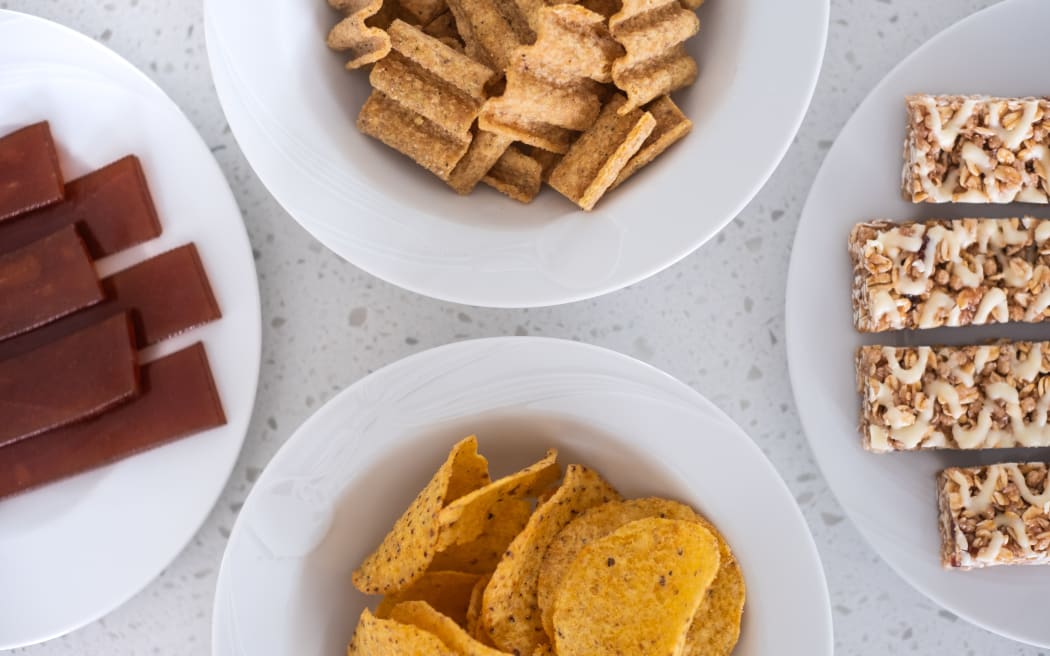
212;337;832;655
204;0;828;307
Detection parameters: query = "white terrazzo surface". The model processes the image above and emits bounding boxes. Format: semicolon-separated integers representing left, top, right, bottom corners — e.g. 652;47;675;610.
2;0;1043;654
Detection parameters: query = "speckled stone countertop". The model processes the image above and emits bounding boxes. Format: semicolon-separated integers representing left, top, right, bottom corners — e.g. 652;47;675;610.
3;0;1041;654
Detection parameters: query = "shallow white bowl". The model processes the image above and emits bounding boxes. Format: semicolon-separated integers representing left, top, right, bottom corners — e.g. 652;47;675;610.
213;337;832;655
786;0;1050;647
204;0;828;307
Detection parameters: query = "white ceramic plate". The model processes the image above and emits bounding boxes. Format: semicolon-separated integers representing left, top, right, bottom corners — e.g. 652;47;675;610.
203;0;827;308
212;337;831;655
0;11;261;649
785;0;1050;647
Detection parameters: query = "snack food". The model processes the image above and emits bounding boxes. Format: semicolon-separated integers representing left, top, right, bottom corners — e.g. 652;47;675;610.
0;343;224;499
609;0;699;112
0;243;221;361
548;94;656;210
0;226;103;340
326;0;707;209
352;435;490;594
848;218;1050;332
0;155;161;258
479;463;619;654
0;122;64;222
551;517;721;656
346;438;745;655
857;342;1050;453
903;95;1050;204
938;463;1050;569
0;313;138;448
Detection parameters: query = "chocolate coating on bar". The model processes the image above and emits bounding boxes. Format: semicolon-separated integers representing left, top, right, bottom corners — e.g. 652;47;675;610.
0;313;138;448
0;155;161;257
0;225;104;340
0;342;225;499
0;122;65;222
0;243;221;361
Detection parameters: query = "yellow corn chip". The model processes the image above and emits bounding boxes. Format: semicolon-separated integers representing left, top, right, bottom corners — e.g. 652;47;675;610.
326;0;392;70
431;497;533;573
683;552;746;656
348;609;457;656
480;464;621;655
375;570;481;627
447;130;513;195
352;436;490;595
466;574;490;637
548;94;656;210
551;517;721;656
445;0;532;71
533;646;555;656
483;146;543;203
609;95;692;190
437;450;559;550
479;5;618;150
537;497;701;638
389;601;508;656
609;0;699;111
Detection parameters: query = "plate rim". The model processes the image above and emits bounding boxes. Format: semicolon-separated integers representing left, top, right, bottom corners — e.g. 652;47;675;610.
784;0;1048;647
212;335;833;655
201;0;830;309
0;9;262;649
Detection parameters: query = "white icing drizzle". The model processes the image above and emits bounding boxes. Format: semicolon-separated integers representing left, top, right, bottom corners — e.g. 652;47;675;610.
923;97;977;150
917;290;959;329
988;100;1040;150
1024;287;1050;322
973;288;1008;324
882;346;929;384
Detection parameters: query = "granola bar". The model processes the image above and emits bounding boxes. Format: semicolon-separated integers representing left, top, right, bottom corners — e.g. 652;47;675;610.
857;342;1050;453
903;95;1050;203
849;218;1050;332
938;463;1050;569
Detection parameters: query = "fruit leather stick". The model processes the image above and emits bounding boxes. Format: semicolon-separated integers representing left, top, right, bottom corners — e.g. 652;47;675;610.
0;225;103;340
0;243;221;361
0;122;65;222
0;313;138;448
0;155;161;257
0;342;225;499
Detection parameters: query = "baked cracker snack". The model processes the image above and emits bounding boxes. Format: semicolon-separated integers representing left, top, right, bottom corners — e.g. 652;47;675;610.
609;0;699;112
548;94;656;210
326;0;393;70
482;146;544;203
610;95;692;189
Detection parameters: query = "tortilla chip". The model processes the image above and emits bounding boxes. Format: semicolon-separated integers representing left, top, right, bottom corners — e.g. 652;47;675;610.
375;570;481;627
480;464;621;654
551;517;721;656
431;497;533;573
683;553;746;656
609;95;692;190
352;436;490;595
388;601;507;656
609;0;698;112
482;146;543;203
548;94;656;210
326;0;392;70
537;497;701;637
348;608;457;655
466;574;490;638
437;449;558;550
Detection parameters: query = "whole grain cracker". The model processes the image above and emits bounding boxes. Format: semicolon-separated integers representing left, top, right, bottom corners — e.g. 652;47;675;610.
352;436;490;595
548;94;656;210
326;0;393;70
610;95;692;190
479;464;621;655
447;130;514;194
609;0;699;112
358;91;473;179
482;146;543;203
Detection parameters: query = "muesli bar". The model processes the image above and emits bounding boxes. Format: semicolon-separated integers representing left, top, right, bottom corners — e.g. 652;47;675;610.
856;342;1050;453
938;463;1050;569
849;218;1050;332
903;95;1050;203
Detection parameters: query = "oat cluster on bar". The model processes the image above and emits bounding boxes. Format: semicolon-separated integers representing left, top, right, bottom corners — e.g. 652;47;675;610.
938;463;1050;569
903;95;1050;204
857;342;1050;453
849;218;1050;332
